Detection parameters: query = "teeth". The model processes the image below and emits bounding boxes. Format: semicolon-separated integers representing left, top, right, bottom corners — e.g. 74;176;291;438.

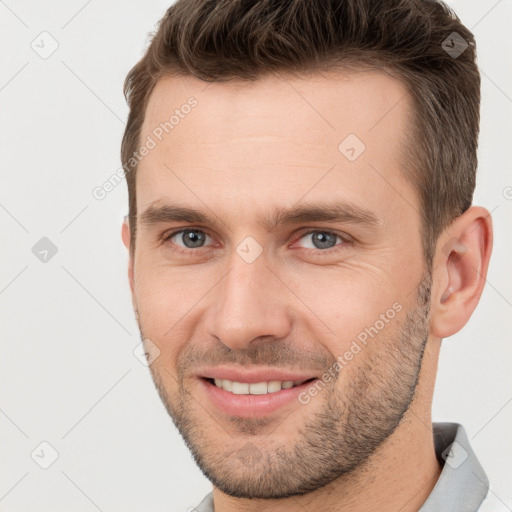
249;382;267;395
232;381;249;394
267;380;282;393
211;378;308;395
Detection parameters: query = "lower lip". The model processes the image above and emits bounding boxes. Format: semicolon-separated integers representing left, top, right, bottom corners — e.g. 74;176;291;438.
198;378;317;418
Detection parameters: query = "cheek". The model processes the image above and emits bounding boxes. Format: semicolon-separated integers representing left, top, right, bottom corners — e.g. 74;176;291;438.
288;268;404;347
133;266;196;355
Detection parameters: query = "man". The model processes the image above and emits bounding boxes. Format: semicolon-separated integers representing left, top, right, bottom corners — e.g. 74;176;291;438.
120;0;495;510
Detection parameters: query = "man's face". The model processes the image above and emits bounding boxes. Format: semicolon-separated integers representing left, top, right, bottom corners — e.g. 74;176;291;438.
128;70;431;498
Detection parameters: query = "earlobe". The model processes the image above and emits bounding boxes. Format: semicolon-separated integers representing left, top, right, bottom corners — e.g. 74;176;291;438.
430;207;493;339
121;215;131;250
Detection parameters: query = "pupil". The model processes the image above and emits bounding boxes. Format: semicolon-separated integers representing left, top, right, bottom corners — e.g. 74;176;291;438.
183;230;205;248
313;232;335;249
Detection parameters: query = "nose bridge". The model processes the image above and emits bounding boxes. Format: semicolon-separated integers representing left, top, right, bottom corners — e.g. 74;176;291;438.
208;249;291;350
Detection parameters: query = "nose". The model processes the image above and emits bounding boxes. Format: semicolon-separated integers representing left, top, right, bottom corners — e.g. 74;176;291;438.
206;254;292;351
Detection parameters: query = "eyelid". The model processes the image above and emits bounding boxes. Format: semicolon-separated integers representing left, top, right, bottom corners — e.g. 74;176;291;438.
161;227;215;249
290;228;352;251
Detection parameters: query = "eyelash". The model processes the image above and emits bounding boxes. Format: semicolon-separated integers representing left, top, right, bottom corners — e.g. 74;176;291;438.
161;228;352;256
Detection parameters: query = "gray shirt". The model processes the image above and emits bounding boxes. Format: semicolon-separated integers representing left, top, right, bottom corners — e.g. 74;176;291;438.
193;422;490;512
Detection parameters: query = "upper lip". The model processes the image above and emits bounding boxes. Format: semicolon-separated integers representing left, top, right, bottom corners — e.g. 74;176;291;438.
197;366;318;384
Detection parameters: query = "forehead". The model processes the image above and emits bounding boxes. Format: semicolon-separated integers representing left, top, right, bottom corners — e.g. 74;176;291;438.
142;69;411;143
136;69;417;229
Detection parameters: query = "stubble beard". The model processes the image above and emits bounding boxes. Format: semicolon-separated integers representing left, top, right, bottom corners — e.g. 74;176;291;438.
139;272;432;499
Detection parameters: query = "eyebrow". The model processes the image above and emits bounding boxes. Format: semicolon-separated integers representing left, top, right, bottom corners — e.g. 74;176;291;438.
139;201;381;231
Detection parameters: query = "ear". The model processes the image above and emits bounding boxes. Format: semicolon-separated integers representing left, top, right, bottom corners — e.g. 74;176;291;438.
121;216;135;296
430;206;493;339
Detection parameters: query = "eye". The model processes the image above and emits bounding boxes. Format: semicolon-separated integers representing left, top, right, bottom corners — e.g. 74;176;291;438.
161;228;350;255
294;230;348;251
163;229;213;250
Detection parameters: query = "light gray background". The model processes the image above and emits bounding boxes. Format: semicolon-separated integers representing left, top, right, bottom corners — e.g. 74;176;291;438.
1;1;511;510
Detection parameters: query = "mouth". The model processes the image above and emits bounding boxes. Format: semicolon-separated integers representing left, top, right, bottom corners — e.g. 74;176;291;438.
198;376;320;417
202;377;317;395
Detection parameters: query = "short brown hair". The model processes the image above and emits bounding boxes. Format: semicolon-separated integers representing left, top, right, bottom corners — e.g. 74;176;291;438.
121;0;480;265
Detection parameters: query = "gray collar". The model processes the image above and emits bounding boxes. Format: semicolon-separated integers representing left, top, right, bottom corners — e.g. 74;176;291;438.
194;422;489;512
419;422;489;511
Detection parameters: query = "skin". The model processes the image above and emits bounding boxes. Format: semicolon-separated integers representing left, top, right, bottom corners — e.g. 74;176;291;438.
121;70;493;512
